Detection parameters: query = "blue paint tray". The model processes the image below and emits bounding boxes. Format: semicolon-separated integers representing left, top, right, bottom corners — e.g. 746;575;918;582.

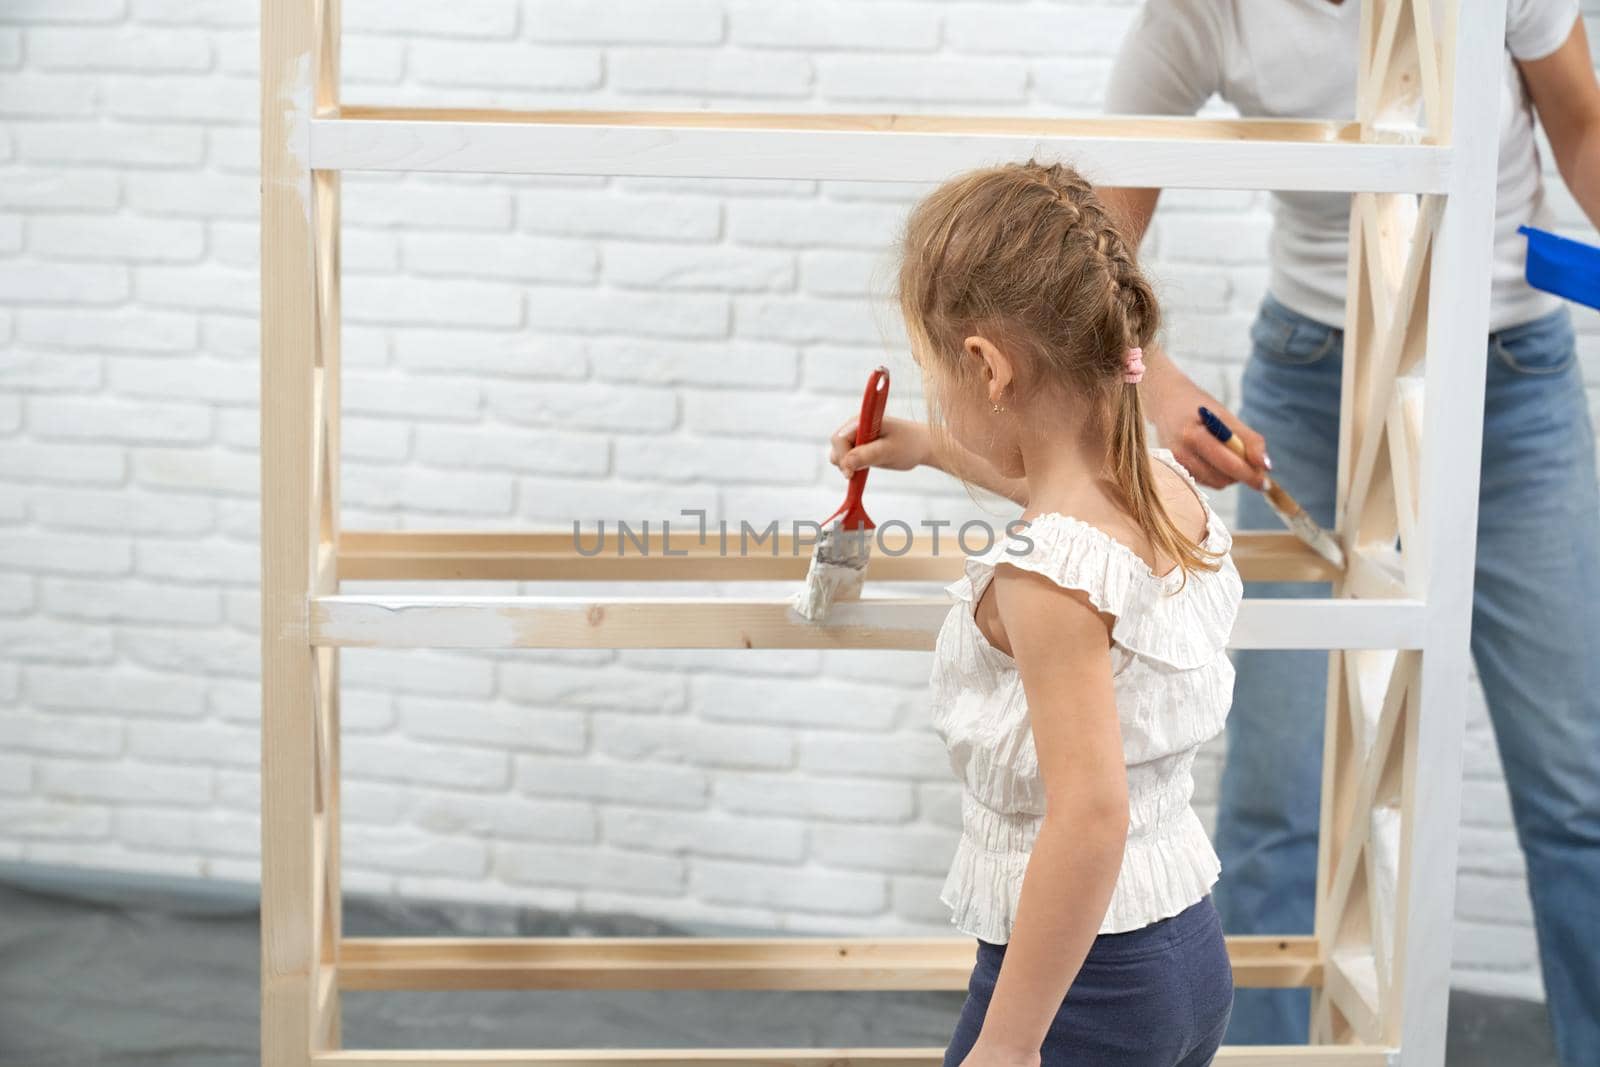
1519;225;1600;311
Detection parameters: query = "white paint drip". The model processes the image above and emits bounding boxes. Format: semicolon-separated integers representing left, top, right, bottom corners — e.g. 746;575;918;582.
281;51;313;228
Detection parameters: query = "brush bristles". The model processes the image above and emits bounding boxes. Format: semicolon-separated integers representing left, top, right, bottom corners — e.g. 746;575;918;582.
1285;511;1346;570
791;556;867;622
812;522;873;568
792;522;873;622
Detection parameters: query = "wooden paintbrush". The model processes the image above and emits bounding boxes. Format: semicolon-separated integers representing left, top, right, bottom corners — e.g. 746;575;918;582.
793;367;891;622
1198;406;1345;571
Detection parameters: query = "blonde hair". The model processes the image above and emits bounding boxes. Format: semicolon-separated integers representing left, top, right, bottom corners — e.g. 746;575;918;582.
897;159;1220;582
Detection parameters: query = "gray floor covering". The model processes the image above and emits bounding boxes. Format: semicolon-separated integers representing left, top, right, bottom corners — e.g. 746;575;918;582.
0;864;1556;1066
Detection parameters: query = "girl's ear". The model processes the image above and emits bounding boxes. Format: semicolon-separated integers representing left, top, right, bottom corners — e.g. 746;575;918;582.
963;335;1014;404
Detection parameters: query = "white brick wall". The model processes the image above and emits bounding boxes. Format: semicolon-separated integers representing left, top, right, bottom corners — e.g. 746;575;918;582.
2;0;1598;1004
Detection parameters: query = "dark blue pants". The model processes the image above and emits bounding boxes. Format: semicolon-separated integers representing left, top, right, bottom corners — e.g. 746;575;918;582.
942;896;1234;1067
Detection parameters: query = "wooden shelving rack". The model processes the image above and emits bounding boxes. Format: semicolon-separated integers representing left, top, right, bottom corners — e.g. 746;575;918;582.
261;0;1506;1063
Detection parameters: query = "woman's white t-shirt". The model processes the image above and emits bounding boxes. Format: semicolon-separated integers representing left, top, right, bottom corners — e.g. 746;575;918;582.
1105;0;1578;331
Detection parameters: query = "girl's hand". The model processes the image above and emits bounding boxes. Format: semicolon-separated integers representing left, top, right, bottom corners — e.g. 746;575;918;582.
828;414;931;476
958;1033;1042;1067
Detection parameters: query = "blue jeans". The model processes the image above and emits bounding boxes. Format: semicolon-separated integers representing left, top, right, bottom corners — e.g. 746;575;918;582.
1214;294;1600;1066
943;896;1234;1067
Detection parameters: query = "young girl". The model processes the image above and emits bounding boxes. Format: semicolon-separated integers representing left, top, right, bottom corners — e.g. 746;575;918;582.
829;161;1242;1066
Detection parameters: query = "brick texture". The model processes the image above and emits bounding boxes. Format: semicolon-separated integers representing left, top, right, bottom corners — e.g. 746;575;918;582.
1;0;1596;1005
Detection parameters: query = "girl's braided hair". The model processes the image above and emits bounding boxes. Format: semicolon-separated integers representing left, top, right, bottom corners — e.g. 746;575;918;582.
897;159;1220;583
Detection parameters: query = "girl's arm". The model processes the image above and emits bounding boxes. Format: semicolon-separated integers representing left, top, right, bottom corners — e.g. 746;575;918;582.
960;566;1130;1065
1520;18;1600;230
829;414;1029;505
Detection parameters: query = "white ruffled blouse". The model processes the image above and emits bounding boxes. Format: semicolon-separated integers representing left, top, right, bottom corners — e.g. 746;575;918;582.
930;447;1243;942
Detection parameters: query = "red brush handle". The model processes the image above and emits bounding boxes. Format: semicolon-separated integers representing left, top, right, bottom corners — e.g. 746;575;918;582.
829;366;890;530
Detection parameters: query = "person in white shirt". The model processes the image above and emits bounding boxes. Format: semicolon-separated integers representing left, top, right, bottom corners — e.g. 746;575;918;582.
1101;3;1600;1060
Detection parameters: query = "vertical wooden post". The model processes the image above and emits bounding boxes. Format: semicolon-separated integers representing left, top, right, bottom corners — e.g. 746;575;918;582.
262;0;337;1061
1391;0;1503;1062
313;0;344;1049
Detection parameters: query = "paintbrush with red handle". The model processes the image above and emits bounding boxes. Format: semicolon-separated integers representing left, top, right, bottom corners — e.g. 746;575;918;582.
793;367;890;621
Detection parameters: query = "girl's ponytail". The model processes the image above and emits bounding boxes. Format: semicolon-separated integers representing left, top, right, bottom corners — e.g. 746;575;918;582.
1108;367;1218;586
1101;226;1219;587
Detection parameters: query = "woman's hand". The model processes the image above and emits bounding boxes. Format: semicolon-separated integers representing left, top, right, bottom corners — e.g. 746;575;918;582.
1147;374;1271;491
828;414;932;476
958;1033;1042;1067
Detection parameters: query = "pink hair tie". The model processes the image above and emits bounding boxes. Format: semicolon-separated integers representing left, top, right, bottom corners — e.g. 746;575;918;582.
1122;346;1146;385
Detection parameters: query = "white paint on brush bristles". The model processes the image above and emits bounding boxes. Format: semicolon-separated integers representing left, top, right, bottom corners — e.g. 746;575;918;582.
1285;509;1346;569
791;523;872;622
791;553;867;622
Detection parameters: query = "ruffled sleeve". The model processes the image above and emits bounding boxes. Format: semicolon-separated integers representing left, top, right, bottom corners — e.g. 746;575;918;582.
968;516;1151;626
946;491;1240;672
